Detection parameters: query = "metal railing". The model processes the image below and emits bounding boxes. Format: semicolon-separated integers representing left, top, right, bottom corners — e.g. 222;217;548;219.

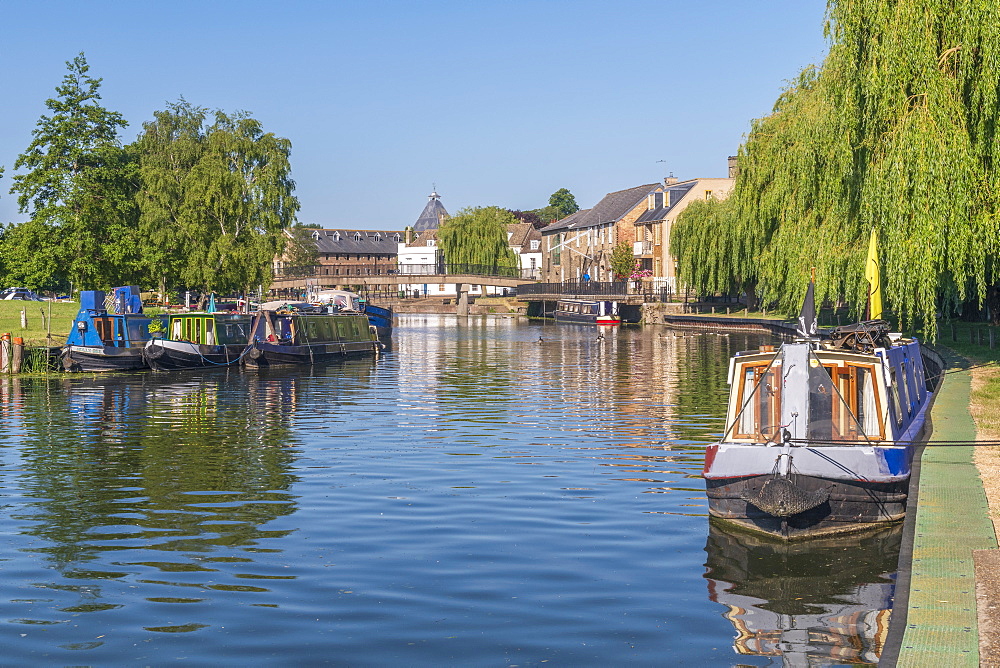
275;264;539;281
517;281;631;297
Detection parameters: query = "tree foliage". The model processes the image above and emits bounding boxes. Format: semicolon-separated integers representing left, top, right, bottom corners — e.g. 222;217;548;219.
137;100;299;298
610;242;636;280
670;1;1000;336
7;53;138;291
437;206;519;269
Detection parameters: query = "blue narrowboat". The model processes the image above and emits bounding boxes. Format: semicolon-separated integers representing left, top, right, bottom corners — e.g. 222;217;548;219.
62;287;164;373
702;320;941;539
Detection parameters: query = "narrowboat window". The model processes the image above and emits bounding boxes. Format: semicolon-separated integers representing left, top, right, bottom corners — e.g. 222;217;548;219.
735;363;781;440
888;366;904;428
855;367;882;438
899;362;912;416
172;319;182;339
205;319;216;345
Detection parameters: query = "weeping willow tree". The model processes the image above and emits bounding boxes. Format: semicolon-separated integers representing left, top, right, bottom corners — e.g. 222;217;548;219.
437;206;519;273
671;0;1000;336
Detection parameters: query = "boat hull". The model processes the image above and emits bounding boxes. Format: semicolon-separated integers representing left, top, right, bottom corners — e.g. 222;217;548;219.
144;340;247;371
62;346;147;373
553;312;621;325
706;473;909;540
243;340;376;368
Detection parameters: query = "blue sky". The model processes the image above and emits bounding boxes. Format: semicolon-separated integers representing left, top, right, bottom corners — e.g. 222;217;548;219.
0;0;829;230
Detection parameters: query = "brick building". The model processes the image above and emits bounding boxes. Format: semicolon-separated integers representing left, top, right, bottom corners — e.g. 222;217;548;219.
539;183;664;283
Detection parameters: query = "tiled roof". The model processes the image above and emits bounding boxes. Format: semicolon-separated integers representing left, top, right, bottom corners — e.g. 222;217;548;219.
413;192;449;231
635;181;698;223
405;229;438;248
308;229;405;255
540;183;659;234
506;222;540;249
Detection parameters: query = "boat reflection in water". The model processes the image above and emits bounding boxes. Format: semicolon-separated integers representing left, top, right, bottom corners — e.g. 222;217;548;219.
704;520;900;666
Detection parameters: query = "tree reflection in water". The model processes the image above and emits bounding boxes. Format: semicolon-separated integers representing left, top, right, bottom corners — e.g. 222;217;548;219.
1;368;341;611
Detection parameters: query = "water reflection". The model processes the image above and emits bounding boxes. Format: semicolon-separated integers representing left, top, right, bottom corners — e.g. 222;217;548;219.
0;367;371;627
704;520;900;666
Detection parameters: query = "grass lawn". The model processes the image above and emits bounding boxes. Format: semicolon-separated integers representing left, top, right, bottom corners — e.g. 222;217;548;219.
0;300;78;346
936;320;1000;440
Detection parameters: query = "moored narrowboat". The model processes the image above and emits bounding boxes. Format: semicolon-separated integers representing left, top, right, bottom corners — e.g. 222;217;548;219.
244;310;378;369
312;289;394;338
62;287;163;373
702;318;940;540
553;299;621;325
144;312;254;371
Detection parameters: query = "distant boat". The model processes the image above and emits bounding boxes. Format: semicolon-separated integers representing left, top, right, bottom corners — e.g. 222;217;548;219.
553;299;621;325
62;286;162;373
144;312;254;371
244;309;379;368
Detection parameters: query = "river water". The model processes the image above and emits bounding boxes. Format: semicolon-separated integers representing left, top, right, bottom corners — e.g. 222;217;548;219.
0;315;899;666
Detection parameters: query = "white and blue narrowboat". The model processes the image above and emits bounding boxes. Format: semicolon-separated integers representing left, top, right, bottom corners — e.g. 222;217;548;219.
703;319;940;539
62;287;164;373
553;299;621;325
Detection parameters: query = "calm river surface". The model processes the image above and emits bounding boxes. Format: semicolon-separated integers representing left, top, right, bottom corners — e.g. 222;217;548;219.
0;315;899;666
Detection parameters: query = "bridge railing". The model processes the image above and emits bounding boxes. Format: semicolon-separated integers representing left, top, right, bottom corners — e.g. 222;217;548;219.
275;264;540;280
516;281;631;297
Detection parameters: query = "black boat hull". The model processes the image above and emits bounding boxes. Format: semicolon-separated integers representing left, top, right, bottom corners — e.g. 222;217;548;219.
706;474;909;540
243;340;377;368
62;346;147;373
144;340;247;371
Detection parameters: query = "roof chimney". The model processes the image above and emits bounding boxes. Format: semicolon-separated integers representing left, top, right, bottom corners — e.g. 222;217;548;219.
664;172;678;186
728;155;739;179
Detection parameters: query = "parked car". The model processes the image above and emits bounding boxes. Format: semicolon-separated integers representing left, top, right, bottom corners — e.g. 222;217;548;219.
0;287;43;301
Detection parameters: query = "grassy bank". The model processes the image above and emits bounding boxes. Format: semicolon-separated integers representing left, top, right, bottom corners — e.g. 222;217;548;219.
0;300;77;346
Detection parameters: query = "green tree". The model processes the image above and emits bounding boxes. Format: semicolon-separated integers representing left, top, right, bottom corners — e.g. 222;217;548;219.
547;188;579;219
669;1;1000;336
136;100;299;301
610;241;636;280
9;53;138;291
0;220;66;292
282;225;321;276
437;206;519;273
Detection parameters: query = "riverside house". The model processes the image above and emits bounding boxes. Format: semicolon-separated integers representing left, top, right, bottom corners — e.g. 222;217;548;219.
633;171;734;293
540;183;665;284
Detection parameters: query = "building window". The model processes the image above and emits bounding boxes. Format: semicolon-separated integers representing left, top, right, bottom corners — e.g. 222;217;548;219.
438;284;445;292
426;240;434;247
705;190;714;200
530;240;539;250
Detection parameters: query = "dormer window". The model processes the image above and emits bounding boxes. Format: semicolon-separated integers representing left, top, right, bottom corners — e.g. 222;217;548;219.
311;231;320;240
393;234;401;242
332;231;341;241
426;240;434;247
374;233;381;241
354;233;362;241
530;240;540;250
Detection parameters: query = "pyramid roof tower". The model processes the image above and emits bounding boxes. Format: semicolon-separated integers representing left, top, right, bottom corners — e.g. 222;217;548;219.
412;191;449;231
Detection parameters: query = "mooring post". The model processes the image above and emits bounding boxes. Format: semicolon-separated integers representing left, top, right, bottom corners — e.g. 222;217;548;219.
456;283;469;317
11;338;23;374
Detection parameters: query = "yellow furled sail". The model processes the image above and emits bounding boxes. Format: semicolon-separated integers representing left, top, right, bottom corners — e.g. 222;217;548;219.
865;228;883;320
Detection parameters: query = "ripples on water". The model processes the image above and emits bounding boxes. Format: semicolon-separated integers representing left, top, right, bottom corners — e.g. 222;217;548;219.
0;315;897;665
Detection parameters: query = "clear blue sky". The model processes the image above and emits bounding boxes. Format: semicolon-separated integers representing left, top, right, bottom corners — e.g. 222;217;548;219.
0;0;829;230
